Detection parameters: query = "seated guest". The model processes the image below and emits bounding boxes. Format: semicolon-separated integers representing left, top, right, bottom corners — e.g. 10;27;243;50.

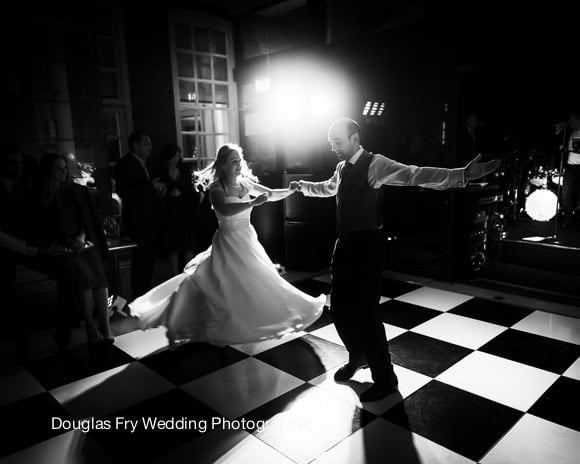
26;153;113;347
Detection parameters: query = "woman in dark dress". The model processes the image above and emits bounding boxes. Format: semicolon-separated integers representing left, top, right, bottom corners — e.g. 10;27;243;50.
28;153;113;346
157;143;200;275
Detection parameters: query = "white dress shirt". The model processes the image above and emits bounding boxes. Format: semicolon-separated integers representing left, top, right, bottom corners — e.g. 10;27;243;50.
301;146;466;197
567;129;580;165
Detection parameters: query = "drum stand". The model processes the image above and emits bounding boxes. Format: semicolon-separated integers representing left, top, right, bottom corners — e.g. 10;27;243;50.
550;125;568;242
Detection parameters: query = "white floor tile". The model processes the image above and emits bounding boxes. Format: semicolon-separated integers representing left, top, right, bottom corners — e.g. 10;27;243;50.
312;418;475;464
50;362;174;419
512;311;580;345
311;323;405;349
437;351;558;411
0;366;45;407
481;414;580;464
384;323;408;341
562;356;580;381
0;430;112;464
181;358;304;419
395;287;473;312
252;385;362;464
309;364;431;415
311;325;344;346
411;313;506;349
153;429;295;464
113;327;168;359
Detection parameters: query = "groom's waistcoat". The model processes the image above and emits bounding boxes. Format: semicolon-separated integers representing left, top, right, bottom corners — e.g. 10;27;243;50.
337;150;383;236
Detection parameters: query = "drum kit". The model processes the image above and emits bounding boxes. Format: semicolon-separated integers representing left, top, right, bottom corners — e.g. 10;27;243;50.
499;149;563;222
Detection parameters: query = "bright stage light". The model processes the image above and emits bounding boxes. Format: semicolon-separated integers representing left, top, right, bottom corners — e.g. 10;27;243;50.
250;57;350;145
362;100;386;117
525;189;558;222
310;94;336;121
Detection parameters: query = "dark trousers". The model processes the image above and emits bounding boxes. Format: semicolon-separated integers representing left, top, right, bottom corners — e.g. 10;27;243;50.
562;164;580;221
330;230;396;385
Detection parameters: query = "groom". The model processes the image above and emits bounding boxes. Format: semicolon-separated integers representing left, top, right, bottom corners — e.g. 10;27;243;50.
290;117;499;401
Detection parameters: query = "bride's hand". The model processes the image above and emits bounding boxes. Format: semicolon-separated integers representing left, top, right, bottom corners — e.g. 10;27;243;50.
252;193;269;206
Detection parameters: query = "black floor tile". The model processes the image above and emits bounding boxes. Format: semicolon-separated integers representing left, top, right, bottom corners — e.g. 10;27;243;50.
256;334;348;381
388;332;472;377
479;329;580;374
139;342;247;385
528;377;580;431
0;392;70;459
378;300;441;329
449;298;533;326
294;279;331;297
305;308;333;332
26;345;136;390
90;388;220;463
381;278;421;298
383;380;523;461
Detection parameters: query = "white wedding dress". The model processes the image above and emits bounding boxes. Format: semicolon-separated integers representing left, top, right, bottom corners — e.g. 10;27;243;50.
129;182;325;346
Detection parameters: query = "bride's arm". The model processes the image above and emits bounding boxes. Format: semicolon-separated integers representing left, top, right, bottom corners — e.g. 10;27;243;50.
209;187;267;216
246;179;297;202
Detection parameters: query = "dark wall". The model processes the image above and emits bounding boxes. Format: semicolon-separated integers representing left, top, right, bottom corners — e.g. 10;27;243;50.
2;9;107;164
123;5;177;152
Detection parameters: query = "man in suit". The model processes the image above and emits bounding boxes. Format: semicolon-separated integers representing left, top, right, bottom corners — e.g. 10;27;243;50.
562;110;580;228
114;132;166;298
290;117;499;401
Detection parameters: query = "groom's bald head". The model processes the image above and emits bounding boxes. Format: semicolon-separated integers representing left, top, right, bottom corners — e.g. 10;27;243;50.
328;118;361;161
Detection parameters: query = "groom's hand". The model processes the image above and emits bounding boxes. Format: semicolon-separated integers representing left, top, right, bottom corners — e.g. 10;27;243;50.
465;154;501;181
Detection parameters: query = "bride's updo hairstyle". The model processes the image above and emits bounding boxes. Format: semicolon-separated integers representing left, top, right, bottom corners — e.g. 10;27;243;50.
195;143;257;190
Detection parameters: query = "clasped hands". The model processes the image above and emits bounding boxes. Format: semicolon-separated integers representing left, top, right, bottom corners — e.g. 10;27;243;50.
250;183;301;207
288;181;301;192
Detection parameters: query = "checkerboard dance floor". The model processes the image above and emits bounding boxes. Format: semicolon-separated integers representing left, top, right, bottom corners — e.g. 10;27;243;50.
2;275;580;463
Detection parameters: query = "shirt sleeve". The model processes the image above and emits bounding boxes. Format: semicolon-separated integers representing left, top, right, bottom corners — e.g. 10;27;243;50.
300;166;339;197
369;154;466;190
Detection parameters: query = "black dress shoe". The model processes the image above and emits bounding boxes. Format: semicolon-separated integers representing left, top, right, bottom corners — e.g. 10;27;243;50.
334;362;368;381
359;382;399;402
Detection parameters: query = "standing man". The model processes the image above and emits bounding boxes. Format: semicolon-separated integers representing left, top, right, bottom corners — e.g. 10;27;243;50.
115;132;166;298
290;117;499;401
561;111;580;228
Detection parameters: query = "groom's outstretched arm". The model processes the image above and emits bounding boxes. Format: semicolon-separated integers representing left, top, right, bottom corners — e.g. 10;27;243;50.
371;154;466;190
371;153;499;190
291;167;339;197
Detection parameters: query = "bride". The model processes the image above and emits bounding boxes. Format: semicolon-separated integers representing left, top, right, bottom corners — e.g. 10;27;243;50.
129;143;325;346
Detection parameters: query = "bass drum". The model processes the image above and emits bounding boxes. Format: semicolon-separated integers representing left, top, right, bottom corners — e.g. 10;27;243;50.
525;188;558;222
